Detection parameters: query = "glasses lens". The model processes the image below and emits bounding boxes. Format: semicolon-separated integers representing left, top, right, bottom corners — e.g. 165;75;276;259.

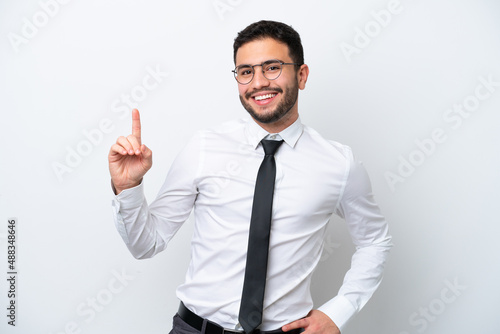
263;61;282;80
236;65;253;84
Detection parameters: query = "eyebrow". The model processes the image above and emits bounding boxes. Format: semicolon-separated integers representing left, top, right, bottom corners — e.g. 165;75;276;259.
236;59;285;68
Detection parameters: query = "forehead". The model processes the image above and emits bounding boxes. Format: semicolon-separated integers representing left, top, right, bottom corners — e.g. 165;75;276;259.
235;38;292;66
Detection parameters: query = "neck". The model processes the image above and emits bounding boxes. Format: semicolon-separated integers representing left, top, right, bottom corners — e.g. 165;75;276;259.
253;109;299;133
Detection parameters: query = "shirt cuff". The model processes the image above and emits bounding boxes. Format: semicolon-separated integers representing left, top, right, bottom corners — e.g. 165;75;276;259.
317;295;357;332
111;182;146;244
114;181;145;206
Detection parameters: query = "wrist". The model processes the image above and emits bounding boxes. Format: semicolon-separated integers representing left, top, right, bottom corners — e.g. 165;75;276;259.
111;179;142;195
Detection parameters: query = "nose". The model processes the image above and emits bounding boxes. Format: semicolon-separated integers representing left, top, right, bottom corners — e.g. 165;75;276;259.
251;66;270;89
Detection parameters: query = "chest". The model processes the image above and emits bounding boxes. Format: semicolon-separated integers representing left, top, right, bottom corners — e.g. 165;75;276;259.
194;142;346;230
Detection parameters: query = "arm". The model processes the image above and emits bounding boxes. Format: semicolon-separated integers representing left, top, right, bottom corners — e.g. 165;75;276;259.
282;310;340;334
109;109;199;259
108;109;152;195
284;147;392;333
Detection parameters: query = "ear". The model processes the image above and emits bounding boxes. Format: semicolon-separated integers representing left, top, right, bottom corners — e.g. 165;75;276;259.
297;64;309;90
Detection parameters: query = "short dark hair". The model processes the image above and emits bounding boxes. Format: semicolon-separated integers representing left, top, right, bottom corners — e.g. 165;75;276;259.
233;20;304;66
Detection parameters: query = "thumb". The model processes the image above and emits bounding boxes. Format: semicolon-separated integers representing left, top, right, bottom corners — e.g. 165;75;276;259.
140;144;153;169
282;318;309;332
141;144;152;157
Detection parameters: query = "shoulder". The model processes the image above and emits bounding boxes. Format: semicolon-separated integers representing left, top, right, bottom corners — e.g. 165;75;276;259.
199;118;247;135
301;124;354;163
181;119;248;155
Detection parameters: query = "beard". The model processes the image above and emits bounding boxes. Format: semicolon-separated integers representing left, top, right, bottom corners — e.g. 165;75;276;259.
239;81;299;124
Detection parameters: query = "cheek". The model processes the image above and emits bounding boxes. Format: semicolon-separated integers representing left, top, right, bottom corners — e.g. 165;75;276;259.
237;84;248;98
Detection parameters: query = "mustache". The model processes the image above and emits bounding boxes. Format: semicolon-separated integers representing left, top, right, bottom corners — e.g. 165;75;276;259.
245;87;283;99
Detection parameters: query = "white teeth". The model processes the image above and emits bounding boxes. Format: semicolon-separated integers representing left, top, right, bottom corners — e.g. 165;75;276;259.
254;93;277;101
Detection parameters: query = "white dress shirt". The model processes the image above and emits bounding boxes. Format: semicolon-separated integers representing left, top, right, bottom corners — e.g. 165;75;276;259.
111;117;392;332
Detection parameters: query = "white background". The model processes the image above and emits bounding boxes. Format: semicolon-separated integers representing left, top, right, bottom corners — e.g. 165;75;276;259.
1;0;499;333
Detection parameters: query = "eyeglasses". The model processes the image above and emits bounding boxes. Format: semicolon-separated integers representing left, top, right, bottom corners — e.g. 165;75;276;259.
232;59;299;85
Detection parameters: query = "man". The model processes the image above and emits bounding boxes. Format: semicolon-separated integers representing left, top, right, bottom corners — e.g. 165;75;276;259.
109;20;392;334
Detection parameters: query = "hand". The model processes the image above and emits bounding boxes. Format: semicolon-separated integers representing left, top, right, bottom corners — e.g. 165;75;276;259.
282;310;340;334
108;109;153;194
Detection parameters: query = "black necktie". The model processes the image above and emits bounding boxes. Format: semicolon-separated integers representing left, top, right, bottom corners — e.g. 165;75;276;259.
239;139;284;334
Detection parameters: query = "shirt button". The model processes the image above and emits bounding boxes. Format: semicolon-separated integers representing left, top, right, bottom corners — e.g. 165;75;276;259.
270;135;277;139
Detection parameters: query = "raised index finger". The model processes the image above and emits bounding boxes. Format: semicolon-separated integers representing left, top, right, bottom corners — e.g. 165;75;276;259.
132;108;142;146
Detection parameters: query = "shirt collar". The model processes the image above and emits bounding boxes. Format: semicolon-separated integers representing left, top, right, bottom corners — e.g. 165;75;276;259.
245;116;304;150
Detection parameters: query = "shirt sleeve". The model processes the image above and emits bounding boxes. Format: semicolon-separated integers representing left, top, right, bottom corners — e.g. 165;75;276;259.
317;146;393;332
110;133;201;259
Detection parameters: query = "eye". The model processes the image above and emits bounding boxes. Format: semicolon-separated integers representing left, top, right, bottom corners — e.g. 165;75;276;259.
237;66;253;77
264;62;281;73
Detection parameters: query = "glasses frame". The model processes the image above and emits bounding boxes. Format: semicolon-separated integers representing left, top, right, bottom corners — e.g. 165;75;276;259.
232;59;300;85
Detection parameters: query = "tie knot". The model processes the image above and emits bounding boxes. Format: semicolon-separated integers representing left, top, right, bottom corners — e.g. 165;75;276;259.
261;139;284;156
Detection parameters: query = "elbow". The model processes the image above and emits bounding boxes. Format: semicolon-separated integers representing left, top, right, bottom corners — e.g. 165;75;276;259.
128;246;156;260
382;234;393;249
375;235;394;254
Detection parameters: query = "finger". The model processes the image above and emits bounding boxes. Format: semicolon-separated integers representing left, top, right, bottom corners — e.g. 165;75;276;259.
109;143;128;156
132;108;142;146
282;318;309;332
116;136;135;155
126;134;142;154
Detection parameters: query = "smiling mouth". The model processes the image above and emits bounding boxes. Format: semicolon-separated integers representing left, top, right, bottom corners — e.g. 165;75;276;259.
254;93;277;101
246;87;283;100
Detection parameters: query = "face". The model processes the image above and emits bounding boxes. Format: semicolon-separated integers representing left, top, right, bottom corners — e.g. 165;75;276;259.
235;38;308;129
